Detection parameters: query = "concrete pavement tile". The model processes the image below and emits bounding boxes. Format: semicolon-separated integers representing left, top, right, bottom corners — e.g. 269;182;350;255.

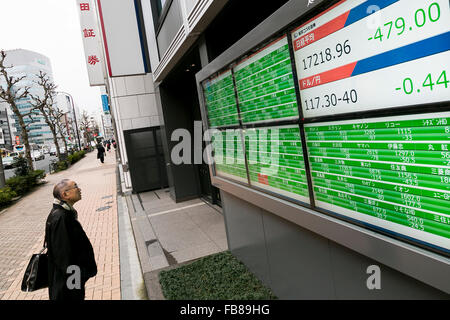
156;226;211;253
171;242;222;264
111;288;121;300
148;211;194;231
149;254;169;271
93;289;103;300
214;237;229;251
103;290;112;300
186;209;227;241
138;191;159;203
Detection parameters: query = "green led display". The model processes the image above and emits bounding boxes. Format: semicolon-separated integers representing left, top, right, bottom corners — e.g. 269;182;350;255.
203;70;239;128
212;129;247;183
245;125;309;203
234;37;299;124
305;113;450;245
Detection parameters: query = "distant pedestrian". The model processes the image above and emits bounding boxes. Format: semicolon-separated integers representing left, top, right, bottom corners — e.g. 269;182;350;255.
107;142;111;152
97;143;106;163
45;179;97;300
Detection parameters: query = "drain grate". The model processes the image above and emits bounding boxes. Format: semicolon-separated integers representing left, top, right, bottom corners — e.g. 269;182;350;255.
96;206;112;212
101;195;113;199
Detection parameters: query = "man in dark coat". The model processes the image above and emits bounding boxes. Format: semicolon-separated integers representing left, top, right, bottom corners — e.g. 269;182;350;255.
97;143;106;163
45;179;97;300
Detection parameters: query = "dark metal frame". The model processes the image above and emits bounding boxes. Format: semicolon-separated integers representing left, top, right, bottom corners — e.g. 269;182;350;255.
123;126;167;193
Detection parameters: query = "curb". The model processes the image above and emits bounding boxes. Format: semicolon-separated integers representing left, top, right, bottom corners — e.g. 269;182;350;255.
125;194;169;300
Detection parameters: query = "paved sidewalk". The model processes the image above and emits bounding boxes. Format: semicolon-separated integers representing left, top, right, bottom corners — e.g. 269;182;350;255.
127;189;228;299
0;150;121;300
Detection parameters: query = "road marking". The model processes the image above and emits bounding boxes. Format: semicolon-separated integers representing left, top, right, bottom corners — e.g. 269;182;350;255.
147;202;207;218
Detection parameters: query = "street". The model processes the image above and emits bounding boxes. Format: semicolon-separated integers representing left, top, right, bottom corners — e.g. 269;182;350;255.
3;154;58;180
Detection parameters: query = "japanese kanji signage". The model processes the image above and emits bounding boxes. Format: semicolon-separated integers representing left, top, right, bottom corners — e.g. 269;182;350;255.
76;0;105;86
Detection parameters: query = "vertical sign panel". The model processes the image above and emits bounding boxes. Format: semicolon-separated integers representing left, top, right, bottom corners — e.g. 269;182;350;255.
202;70;239;128
291;0;450;117
245;125;310;203
101;94;110;112
76;0;105;86
234;37;299;124
97;0;146;77
211;129;248;184
305;112;450;252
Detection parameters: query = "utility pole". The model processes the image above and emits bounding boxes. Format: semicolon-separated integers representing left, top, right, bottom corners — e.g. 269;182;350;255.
57;91;81;150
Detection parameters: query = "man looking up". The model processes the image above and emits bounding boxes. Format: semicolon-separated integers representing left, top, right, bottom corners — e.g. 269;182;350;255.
45;179;97;300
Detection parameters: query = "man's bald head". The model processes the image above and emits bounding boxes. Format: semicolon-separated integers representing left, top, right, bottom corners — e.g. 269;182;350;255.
53;179;71;200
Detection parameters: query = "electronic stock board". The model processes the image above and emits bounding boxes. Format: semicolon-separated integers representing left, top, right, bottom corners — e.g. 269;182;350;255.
292;0;450;252
204;37;310;201
202;0;450;254
291;0;449;117
305;113;450;252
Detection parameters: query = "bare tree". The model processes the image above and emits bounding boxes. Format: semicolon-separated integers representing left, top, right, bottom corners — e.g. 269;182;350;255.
51;106;69;154
79;110;92;148
0;50;34;171
29;71;63;161
64;117;76;148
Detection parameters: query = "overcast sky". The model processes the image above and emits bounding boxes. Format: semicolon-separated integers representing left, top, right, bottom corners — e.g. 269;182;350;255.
1;0;102;115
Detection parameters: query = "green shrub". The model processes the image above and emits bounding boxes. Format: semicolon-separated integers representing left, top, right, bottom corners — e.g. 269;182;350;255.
67;150;86;165
6;175;30;195
56;160;69;172
67;154;74;164
159;251;277;300
28;169;46;183
6;170;46;196
13;156;31;176
0;187;17;207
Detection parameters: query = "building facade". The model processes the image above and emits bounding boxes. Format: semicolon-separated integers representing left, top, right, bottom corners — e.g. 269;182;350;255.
0;49;55;147
89;0;450;298
0;103;17;151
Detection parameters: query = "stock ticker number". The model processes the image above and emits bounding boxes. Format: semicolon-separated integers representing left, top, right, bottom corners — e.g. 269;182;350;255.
304;89;358;111
369;2;441;42
302;40;351;70
396;70;448;95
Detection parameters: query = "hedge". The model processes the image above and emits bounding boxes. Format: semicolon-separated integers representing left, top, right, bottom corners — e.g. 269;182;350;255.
0;170;46;208
67;150;85;165
54;150;86;173
158;251;277;300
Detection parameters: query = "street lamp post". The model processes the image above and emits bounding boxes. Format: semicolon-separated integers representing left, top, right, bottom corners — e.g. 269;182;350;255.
57;91;81;150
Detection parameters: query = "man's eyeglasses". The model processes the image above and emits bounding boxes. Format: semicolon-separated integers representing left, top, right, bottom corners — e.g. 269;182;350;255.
65;184;79;192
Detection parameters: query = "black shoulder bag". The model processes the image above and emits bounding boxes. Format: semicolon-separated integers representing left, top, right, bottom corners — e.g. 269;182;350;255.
21;241;48;292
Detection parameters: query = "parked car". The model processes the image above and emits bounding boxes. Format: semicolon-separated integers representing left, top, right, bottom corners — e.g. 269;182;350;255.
2;156;16;169
31;150;45;161
49;146;57;156
2;152;20;169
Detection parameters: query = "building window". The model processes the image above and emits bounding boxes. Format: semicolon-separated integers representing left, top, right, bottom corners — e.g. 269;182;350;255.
150;0;172;32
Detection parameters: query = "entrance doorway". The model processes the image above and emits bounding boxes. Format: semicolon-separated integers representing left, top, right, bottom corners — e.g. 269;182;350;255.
124;126;168;193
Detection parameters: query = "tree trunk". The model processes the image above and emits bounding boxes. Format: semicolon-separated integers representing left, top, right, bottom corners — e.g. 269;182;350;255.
58;125;68;155
52;132;61;161
0;158;5;188
41;112;61;162
18;116;33;171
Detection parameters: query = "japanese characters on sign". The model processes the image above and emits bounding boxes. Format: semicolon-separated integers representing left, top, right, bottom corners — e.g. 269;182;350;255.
76;0;105;86
291;0;450;118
